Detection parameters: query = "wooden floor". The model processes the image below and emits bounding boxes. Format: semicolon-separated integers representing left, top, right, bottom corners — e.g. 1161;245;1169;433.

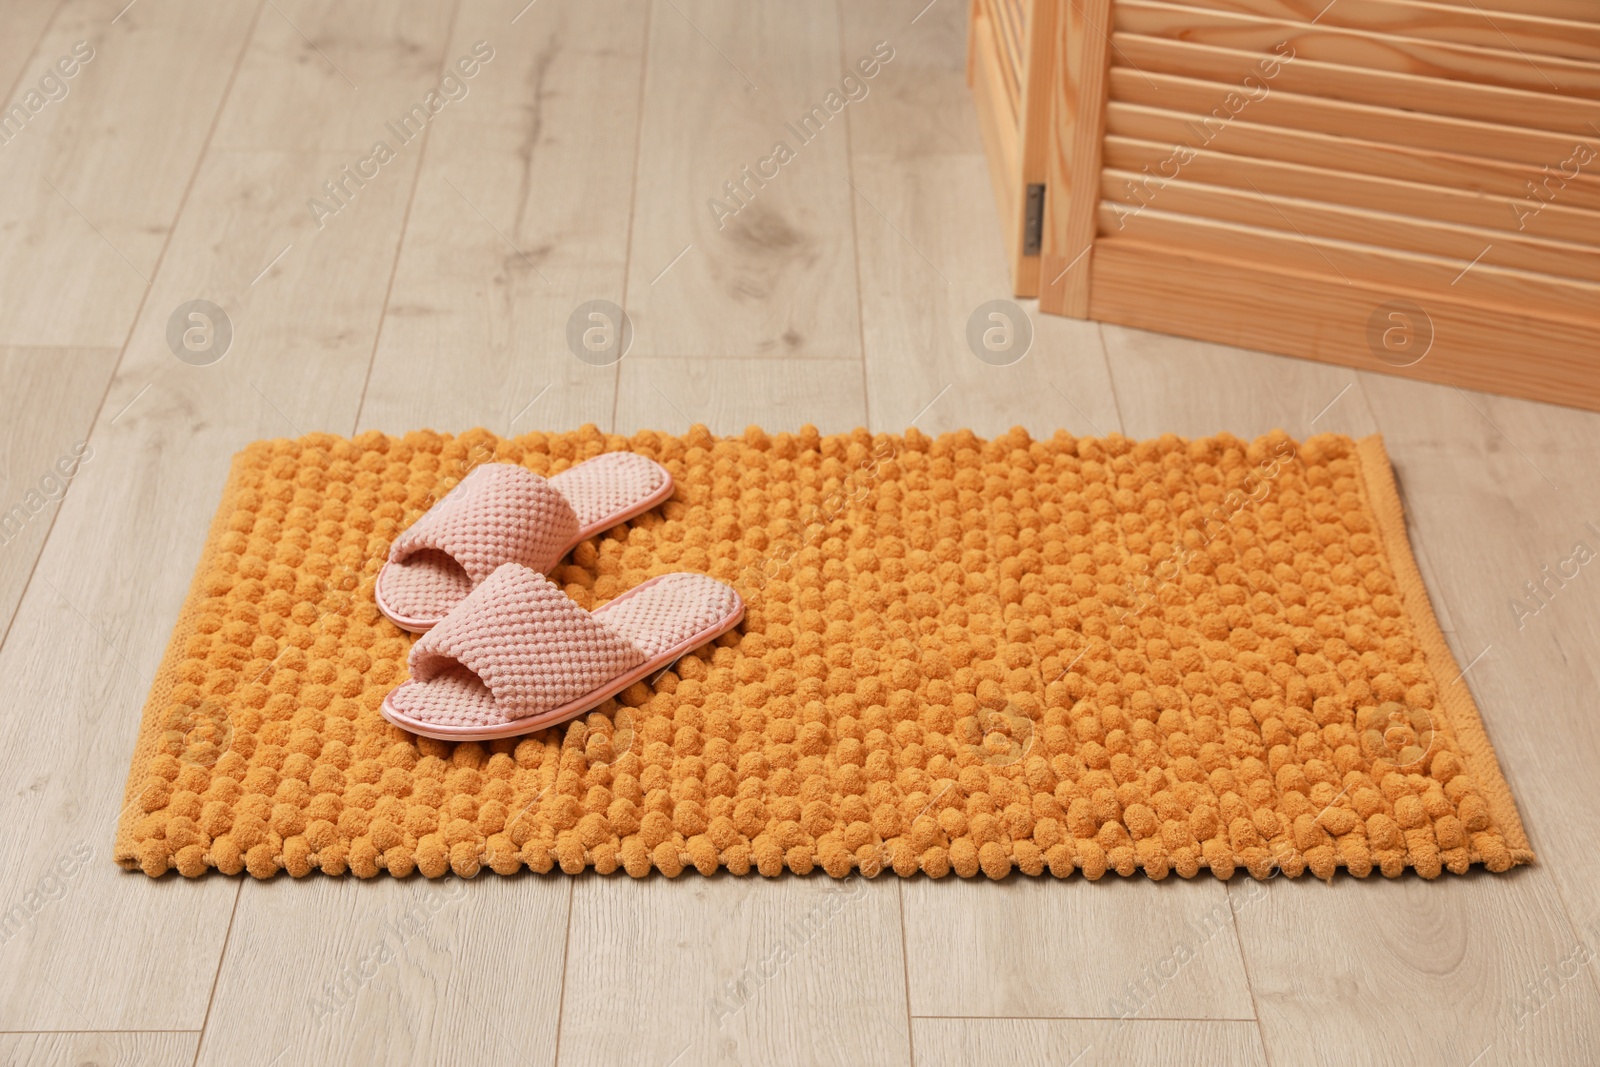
1;1;1597;1064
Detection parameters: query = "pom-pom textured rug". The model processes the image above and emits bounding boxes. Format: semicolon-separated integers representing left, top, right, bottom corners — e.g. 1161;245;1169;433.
115;425;1532;881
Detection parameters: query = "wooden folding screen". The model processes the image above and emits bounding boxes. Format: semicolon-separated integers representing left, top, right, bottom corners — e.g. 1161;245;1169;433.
982;0;1600;410
969;0;1060;295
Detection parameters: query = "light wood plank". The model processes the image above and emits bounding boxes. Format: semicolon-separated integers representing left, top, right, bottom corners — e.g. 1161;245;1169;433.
1234;873;1600;1063
1426;0;1599;27
0;1031;198;1067
0;347;118;632
0;0;61;104
174;4;580;1060
210;0;455;153
847;0;1120;438
615;357;868;436
971;5;1025;284
195;878;567;1067
359;0;648;436
854;2;1254;1031
844;0;973;160
0;0;259;347
1098;320;1379;441
559;875;911;1067
852;152;1119;439
969;0;1058;294
624;0;862;359
912;1017;1267;1066
904;876;1257;1019
0;68;426;1038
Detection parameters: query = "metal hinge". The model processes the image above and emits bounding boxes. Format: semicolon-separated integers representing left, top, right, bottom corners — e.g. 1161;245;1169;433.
1023;183;1045;256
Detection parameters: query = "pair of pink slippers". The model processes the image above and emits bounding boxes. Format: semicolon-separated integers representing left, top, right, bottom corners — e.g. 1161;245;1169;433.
373;455;744;741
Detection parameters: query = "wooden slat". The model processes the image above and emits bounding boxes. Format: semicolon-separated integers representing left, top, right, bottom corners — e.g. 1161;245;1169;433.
1117;0;1600;98
1103;135;1600;245
1106;102;1600;212
1425;0;1600;26
1092;205;1600;323
1108;68;1600;171
981;0;1024;111
1174;0;1600;63
1088;236;1600;410
1038;0;1112;315
1113;33;1600;137
1100;170;1600;281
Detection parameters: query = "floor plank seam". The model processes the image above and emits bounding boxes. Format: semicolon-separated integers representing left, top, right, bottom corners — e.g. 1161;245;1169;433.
835;0;871;434
610;0;655;438
896;880;916;1066
349;0;466;436
0;0;268;667
188;881;243;1067
1094;321;1128;434
1224;883;1274;1067
0;1029;205;1035
908;1015;1263;1023
548;880;577;1067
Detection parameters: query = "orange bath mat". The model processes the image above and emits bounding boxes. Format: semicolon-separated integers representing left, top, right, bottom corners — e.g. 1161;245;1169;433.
115;425;1532;880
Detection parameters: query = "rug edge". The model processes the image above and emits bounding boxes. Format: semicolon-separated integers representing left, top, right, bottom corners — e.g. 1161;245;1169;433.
1354;434;1534;866
113;450;253;869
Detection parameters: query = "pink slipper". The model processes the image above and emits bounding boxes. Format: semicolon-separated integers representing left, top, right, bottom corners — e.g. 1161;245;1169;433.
374;455;673;632
380;563;744;741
